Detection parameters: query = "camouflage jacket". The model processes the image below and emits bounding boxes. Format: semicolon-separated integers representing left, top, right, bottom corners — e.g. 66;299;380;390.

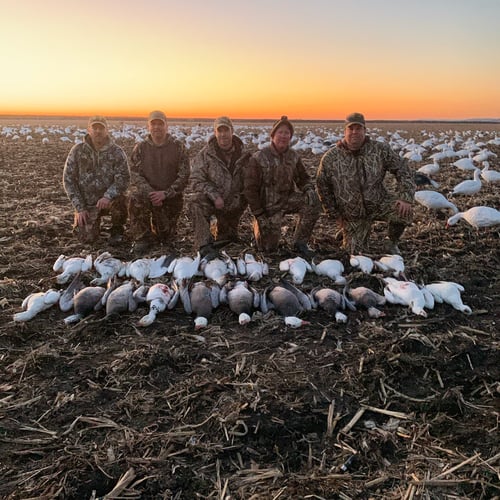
63;134;130;213
316;138;415;220
244;144;314;216
190;135;251;211
129;134;190;198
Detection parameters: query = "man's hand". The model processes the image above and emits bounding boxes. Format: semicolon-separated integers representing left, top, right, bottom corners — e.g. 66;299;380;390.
395;199;412;218
150;190;166;206
96;197;111;210
76;210;90;227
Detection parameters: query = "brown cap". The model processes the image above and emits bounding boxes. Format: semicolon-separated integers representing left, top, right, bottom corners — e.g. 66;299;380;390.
148;110;167;124
271;115;294;137
345;112;366;127
88;115;108;128
214;116;233;131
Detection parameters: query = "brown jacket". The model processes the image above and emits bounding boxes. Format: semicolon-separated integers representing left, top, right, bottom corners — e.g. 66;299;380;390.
316;138;415;220
129;134;190;197
244;144;314;217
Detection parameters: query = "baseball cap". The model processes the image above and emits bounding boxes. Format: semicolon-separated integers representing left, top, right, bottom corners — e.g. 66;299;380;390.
214;116;233;130
148;110;167;124
88;115;108;128
345;112;366;127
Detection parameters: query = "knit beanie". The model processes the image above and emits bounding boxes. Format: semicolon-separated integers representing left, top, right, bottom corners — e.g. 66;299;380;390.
270;115;294;137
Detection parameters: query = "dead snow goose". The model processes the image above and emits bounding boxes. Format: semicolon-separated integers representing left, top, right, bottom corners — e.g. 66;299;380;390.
345;286;386;318
53;254;93;284
311;258;346;285
383;277;428;317
59;272;86;312
279;256;312;285
310;286;355;323
374;254;406;279
349;255;375;274
424;281;472;314
13;289;61;322
138;282;180;326
168;252;202;283
104;281;147;316
219;280;260;325
179;279;220;329
91;252;126;285
63;286;106;324
237;252;269;281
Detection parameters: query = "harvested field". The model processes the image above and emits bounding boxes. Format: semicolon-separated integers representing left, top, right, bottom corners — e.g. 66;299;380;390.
0;118;499;499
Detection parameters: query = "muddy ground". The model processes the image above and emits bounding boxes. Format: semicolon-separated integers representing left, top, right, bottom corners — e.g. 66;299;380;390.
0;120;499;499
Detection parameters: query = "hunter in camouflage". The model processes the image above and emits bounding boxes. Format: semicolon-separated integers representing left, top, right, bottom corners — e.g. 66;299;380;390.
189;116;251;252
128;111;190;252
243;116;321;255
316;113;415;254
63;115;129;244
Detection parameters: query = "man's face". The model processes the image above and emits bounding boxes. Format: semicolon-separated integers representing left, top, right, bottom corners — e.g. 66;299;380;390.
88;123;108;148
272;125;291;153
148;119;168;144
215;125;233;151
344;124;366;151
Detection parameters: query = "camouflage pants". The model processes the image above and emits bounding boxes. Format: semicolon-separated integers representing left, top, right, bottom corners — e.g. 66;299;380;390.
73;195;127;243
128;193;183;243
253;192;320;252
189;193;246;249
340;197;411;253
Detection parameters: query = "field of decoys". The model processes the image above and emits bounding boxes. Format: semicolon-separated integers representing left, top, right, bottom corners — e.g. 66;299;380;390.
1;117;499;499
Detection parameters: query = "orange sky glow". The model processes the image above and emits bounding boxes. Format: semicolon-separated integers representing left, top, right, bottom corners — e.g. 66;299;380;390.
1;0;499;121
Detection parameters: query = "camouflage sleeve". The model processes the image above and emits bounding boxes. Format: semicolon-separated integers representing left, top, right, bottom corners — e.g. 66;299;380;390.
243;155;264;216
384;145;415;203
191;150;220;202
294;156;315;193
103;146;130;200
63;145;85;212
316;151;337;213
170;142;190;196
130;142;153;194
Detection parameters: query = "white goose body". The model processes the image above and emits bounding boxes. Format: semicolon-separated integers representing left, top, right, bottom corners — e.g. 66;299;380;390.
480;161;500;183
449;168;482;197
200;251;236;285
425;281;472;314
375;254;405;279
349;255;374;274
138;283;179;326
126;255;170;284
311;258;346;285
446;206;500;229
414;190;459;215
279;256;312;285
417;160;440;176
168;253;201;283
237;253;269;281
92;252;126;285
13;289;61;322
383;278;427;317
53;254;93;284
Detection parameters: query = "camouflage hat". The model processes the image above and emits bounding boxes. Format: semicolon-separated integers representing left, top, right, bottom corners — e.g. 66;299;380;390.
148;110;167;124
88;115;108;128
345;112;366;127
271;115;294;137
214;116;233;130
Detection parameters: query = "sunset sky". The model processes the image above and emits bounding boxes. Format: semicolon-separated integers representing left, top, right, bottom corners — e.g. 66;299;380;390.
1;0;499;120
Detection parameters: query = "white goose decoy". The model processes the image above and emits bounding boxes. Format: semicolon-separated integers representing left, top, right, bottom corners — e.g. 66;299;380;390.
349;255;375;274
480;161;500;183
448;168;482;197
179;279;221;329
125;255;172;284
424;281;472;315
219;280;260;325
383;278;428;317
452;154;476;171
310;287;355;323
91;252;126;285
168;252;202;283
237;252;269;282
417;160;440;176
279;256;312;285
138;283;180;327
311;258;346;285
53;254;93;284
63;286;106;324
346;286;386;318
13;289;61;322
374;254;406;279
446;206;500;229
414;190;459;215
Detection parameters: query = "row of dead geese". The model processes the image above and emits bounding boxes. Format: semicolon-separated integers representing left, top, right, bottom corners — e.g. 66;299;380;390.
12;250;473;328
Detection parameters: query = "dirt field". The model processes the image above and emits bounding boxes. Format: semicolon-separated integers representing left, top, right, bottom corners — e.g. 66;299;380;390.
0;119;499;499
